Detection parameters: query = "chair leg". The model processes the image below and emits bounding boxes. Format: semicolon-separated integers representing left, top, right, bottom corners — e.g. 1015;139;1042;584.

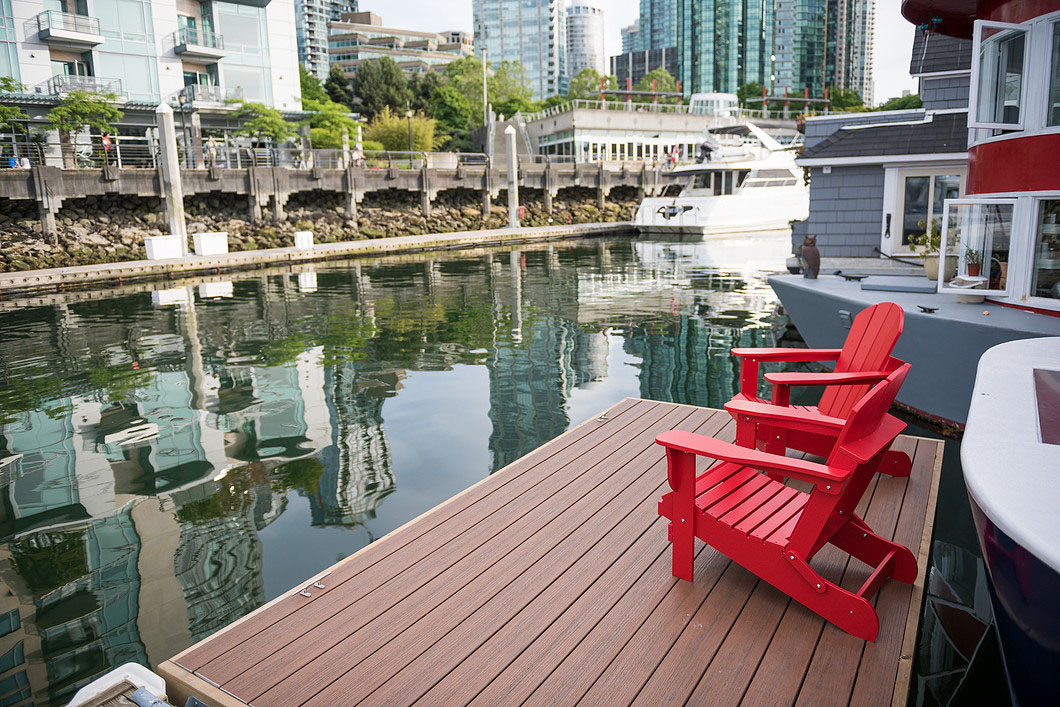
666;449;696;582
830;519;918;584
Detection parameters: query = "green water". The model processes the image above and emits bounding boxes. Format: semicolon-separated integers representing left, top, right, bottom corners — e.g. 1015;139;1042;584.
0;236;795;703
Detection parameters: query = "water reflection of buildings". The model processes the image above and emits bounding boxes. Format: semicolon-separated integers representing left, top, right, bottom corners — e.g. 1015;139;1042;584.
0;237;782;702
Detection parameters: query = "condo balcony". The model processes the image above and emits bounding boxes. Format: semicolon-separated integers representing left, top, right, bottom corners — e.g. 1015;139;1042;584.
180;84;243;107
35;9;103;48
42;74;123;97
173;27;226;61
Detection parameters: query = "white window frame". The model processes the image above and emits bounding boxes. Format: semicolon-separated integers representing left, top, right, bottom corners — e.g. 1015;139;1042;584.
937;197;1018;296
969;19;1032;131
882;167;967;256
1023;195;1060;310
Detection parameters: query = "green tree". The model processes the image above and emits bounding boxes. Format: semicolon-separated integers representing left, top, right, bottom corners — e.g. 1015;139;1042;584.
46;90;123;166
408;71;444;114
364;106;437;152
829;88;864;112
489;60;533;107
299;64;329;104
443;56;486;124
0;103;27;134
876;93;922;111
737;82;764;107
303;97;357;148
232;101;291;143
634;68;679;103
430;84;471;134
351;57;411;121
566;68;615;100
0;76;22;93
324;64;355;110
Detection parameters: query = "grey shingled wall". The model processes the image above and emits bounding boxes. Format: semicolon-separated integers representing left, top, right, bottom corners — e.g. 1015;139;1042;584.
921;75;970;110
803;165;885;257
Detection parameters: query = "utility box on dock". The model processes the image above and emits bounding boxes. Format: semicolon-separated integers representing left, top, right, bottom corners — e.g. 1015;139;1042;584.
144;235;183;261
193;232;229;256
294;231;314;250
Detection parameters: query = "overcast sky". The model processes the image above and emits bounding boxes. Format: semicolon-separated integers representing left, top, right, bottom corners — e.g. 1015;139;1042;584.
359;0;919;105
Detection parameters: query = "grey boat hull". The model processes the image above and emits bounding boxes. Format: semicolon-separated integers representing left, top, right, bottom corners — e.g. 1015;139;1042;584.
769;274;1060;426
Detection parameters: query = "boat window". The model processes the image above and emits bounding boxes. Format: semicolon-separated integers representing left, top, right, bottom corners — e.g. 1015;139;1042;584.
692;172;713;190
938;198;1015;295
971;21;1029;129
659;183;683;197
1032;200;1060;299
737;170;750;187
723;171;733;194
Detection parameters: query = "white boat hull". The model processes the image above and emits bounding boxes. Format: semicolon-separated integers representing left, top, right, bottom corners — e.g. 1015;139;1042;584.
634;187;808;236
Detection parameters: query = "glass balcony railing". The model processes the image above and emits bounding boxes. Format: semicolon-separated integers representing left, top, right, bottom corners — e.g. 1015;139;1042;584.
173;26;224;50
35;9;101;36
44;75;122;97
180;84;242;104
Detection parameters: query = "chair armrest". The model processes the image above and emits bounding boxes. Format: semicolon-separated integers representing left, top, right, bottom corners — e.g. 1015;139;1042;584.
656;430;850;487
725;399;846;437
764;370;890;387
730;347;843;362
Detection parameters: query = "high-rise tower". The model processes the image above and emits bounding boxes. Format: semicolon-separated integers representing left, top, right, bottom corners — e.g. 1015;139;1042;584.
473;0;567;101
566;0;605;77
297;0;358;81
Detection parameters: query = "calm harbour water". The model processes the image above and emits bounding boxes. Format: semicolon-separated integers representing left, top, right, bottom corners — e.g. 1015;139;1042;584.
0;234;992;706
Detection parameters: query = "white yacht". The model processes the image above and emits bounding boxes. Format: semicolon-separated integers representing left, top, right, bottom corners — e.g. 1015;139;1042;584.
634;123;809;236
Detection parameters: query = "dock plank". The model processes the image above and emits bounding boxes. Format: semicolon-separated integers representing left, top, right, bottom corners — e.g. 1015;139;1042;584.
159;400;944;707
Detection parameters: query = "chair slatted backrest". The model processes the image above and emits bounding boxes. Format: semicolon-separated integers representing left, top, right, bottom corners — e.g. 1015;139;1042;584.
786;364;910;559
816;302;904;420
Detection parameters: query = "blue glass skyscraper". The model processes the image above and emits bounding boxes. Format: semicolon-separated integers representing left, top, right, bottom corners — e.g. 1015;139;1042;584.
473;0;568;101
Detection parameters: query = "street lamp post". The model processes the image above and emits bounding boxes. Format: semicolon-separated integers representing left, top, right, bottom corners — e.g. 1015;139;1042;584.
406;108;413;169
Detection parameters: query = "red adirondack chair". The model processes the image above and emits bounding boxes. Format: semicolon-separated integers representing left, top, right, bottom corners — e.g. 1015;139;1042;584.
729;302;910;477
656;364;917;641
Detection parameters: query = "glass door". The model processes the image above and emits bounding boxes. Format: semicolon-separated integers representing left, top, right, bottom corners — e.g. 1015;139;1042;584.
894;169;966;253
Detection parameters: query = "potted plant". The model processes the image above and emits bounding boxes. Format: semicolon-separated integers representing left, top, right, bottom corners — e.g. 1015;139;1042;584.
909;218;957;281
964;246;983;277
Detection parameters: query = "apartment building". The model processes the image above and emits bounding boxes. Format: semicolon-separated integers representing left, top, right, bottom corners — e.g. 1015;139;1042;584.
296;0;357;81
1;0;301;112
328;11;473;77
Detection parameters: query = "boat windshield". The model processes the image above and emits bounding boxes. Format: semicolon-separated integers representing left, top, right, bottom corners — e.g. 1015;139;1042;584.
743;169;799;188
689;170;750;195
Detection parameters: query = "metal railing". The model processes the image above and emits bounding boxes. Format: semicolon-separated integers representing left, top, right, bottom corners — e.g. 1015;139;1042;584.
2;140;667;171
173;26;224;50
180;84;242;105
521;98;815;123
43;75;122;96
36;9;101;35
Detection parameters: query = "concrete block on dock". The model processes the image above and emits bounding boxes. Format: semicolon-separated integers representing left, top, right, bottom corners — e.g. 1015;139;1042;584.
144;235;183;261
193;232;229;256
294;231;314;250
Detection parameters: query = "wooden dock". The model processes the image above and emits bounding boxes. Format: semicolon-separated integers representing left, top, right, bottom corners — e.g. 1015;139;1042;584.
159;398;943;706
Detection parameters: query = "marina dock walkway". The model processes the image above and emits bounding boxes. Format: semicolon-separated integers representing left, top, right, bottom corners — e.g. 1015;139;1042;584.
159;398;943;706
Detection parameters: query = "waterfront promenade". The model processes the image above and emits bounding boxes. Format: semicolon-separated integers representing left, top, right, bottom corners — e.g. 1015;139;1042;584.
0;222;634;296
160;398;943;707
